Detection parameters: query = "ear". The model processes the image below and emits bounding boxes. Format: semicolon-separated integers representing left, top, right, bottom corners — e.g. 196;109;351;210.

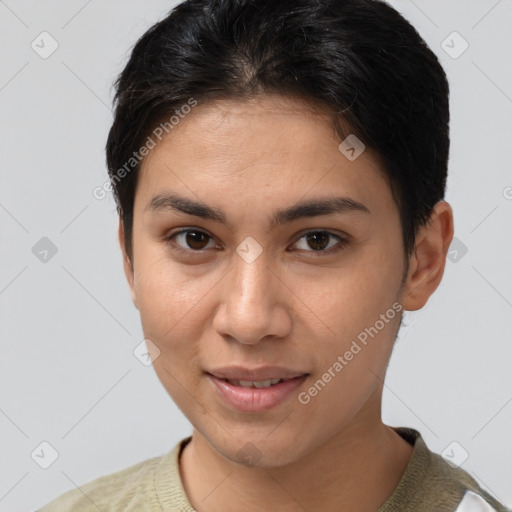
401;201;454;311
118;217;139;310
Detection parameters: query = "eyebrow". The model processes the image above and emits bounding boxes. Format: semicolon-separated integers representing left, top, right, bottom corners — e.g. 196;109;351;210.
145;192;371;229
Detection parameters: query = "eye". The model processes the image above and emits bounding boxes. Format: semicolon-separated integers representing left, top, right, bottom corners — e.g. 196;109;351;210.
165;229;218;252
291;230;348;255
165;228;348;256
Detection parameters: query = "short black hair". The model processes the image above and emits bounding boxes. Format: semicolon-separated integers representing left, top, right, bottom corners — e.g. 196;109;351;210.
106;0;450;263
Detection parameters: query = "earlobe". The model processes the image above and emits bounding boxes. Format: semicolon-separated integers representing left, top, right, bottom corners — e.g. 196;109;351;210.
401;201;454;311
118;218;139;310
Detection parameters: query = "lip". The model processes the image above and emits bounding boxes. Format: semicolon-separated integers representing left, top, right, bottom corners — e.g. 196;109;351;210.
206;373;309;412
206;365;308;381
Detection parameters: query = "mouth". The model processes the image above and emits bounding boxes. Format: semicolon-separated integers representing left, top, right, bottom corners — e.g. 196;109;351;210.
212;376;303;388
205;364;309;382
206;372;309;412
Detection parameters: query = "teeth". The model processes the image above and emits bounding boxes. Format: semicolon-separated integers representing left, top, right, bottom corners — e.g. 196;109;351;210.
227;378;283;388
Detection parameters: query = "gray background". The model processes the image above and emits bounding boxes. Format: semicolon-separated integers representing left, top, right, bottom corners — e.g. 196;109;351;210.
0;1;511;510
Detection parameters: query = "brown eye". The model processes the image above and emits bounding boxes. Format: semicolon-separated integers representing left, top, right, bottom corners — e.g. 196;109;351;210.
166;229;216;251
293;230;348;255
305;232;330;251
184;231;210;250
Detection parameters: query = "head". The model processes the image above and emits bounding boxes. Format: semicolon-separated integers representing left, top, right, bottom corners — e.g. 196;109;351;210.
106;0;453;467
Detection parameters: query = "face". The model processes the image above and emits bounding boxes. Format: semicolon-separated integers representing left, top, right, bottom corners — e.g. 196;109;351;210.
121;95;412;467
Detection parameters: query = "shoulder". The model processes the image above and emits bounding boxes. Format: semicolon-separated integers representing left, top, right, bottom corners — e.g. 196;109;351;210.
383;427;511;512
425;447;510;512
36;454;164;512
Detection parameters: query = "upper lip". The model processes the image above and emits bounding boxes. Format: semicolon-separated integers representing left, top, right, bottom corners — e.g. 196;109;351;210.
206;366;309;381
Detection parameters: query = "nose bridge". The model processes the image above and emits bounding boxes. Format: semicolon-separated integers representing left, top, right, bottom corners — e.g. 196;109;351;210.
214;244;288;344
231;247;274;312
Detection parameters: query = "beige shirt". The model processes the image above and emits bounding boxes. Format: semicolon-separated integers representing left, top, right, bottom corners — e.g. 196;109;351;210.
37;427;509;511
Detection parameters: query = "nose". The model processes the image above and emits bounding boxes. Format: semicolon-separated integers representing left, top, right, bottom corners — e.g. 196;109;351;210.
212;249;292;345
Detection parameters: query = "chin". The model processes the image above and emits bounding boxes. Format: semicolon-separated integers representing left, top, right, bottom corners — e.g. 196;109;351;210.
206;429;307;469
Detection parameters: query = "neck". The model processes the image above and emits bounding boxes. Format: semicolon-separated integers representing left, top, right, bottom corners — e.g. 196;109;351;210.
179;417;414;511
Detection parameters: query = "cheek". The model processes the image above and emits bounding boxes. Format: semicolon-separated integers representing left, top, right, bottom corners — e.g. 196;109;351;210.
299;310;399;427
133;263;193;359
136;268;205;400
132;254;217;373
134;251;200;324
305;251;402;339
301;247;403;395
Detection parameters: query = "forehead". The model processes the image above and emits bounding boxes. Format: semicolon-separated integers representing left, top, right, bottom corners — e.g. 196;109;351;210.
141;95;340;169
135;95;394;220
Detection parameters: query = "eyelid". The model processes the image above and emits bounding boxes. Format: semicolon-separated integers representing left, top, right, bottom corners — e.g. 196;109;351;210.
292;227;349;243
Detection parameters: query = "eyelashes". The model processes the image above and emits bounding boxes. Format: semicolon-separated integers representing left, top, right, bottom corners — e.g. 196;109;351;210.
164;228;349;257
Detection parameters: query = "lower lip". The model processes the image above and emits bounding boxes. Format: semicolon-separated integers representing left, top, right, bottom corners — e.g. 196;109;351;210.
207;374;308;412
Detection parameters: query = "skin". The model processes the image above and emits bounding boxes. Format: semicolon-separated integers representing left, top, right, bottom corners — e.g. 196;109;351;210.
118;94;454;511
